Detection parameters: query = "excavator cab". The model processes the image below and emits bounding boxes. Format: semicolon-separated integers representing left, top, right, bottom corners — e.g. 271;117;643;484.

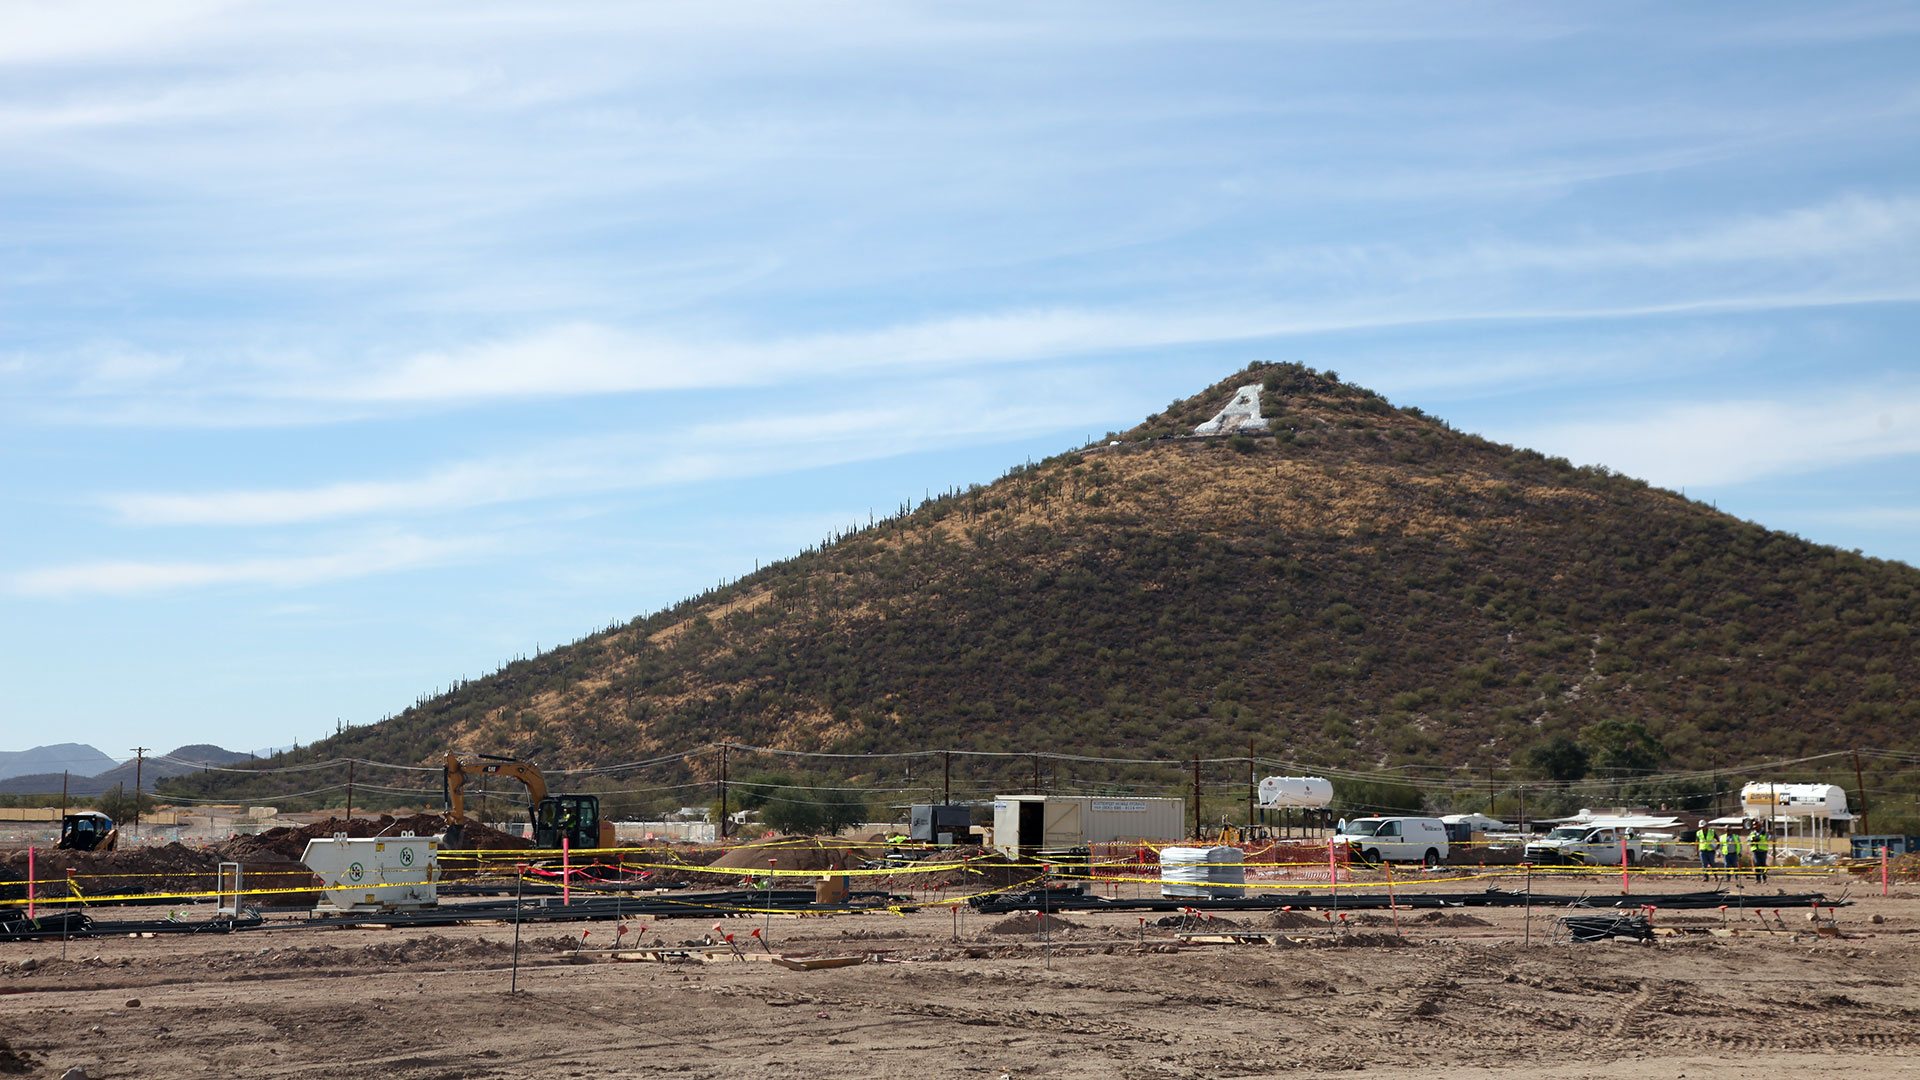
57;811;118;852
533;794;604;851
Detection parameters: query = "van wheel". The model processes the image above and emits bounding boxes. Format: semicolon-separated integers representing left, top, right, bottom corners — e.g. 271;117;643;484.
1423;849;1440;868
1362;848;1380;866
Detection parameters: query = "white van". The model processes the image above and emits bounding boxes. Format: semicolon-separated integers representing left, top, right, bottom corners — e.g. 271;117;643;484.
1336;816;1449;866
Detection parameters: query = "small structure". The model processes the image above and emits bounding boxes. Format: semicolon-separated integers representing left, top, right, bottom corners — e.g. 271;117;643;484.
1193;384;1269;435
300;833;439;913
991;795;1184;860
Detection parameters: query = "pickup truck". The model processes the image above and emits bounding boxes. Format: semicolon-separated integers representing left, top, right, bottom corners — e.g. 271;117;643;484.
1524;825;1642;866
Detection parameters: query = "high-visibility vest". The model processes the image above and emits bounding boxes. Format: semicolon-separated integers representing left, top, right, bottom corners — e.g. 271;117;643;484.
1697;830;1714;853
1717;832;1735;856
1752;832;1770;853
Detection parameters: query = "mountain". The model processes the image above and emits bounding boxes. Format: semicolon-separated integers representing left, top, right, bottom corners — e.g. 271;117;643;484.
0;744;253;796
91;744;255;791
160;363;1920;815
0;744;118;783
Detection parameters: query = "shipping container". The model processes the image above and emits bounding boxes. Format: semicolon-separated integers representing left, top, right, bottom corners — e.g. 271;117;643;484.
991;795;1184;859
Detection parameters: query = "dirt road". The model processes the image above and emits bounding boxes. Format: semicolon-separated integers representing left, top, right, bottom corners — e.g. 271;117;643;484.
2;882;1915;1079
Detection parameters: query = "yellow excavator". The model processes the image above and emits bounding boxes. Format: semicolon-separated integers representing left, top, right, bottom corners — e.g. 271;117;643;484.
442;752;615;852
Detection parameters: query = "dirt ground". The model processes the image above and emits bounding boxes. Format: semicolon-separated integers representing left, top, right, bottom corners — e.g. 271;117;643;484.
2;876;1916;1080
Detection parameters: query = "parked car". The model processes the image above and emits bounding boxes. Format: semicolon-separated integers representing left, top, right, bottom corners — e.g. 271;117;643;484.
1335;816;1449;866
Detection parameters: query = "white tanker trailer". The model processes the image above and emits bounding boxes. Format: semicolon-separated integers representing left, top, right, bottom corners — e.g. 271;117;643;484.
1256;776;1333;808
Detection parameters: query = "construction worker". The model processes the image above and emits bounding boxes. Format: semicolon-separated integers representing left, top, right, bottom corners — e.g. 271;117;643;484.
1750;825;1770;883
1696;826;1717;882
1718;826;1741;883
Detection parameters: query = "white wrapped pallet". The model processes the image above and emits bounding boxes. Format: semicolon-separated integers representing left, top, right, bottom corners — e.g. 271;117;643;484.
1160;845;1246;899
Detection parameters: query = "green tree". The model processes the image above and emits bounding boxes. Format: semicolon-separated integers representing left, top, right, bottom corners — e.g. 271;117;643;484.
816;786;871;834
760;787;825;833
733;773;794;811
94;784;152;825
1331;777;1424;817
1522;735;1589;783
1581;718;1666;778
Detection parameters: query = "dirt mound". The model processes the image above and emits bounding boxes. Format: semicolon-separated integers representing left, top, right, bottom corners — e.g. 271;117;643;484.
1268;910;1331;929
214;813;530;864
707;836;882;873
1415;911;1492;927
988;912;1082;934
1;841;220;903
1867;854;1920;883
1152;913;1246;928
354;935;519;964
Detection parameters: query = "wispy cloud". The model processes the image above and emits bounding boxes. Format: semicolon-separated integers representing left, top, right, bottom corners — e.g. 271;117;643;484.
1263;193;1920;283
97;377;1133;527
10;192;1911;428
9;532;483;597
1354;325;1768;400
1501;385;1920;489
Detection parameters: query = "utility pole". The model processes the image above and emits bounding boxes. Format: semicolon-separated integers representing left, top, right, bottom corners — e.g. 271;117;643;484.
1246;743;1255;831
1852;750;1870;835
719;745;730;840
60;771;68;820
943;751;951;805
1192;757;1201;841
130;747;149;838
345;760;355;821
1032;753;1041;795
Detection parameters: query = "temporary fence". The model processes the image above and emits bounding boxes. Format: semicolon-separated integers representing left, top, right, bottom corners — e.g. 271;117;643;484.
1;834;1870;924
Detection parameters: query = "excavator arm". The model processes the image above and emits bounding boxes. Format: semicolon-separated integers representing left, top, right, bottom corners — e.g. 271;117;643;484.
443;753;549;848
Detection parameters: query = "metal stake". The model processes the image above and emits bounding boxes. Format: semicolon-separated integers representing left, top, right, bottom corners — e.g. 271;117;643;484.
1523;861;1533;946
1043;862;1052;970
765;859;776;946
510;863;525;995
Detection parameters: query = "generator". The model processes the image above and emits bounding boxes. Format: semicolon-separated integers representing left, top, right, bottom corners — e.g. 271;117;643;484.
909;804;971;845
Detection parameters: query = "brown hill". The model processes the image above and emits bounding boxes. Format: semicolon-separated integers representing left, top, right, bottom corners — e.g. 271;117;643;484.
161;363;1920;816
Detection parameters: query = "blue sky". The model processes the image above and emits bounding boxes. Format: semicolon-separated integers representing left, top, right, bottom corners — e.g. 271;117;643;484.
4;2;1919;760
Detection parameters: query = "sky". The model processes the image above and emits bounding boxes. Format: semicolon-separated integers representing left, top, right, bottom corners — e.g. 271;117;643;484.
4;2;1918;761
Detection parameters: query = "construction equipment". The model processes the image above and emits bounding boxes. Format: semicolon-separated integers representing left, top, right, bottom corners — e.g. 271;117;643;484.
442;753;615;853
56;810;118;852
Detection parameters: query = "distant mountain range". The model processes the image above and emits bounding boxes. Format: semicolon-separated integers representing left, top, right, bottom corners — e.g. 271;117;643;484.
0;743;118;782
0;743;252;796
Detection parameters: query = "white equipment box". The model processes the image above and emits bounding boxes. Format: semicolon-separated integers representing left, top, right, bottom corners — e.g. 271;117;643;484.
300;833;440;913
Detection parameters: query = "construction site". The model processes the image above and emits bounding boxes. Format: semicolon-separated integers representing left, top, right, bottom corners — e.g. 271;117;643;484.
4;775;1919;1080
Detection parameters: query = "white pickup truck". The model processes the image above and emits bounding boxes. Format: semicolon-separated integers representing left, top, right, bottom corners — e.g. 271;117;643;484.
1524;824;1642;866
